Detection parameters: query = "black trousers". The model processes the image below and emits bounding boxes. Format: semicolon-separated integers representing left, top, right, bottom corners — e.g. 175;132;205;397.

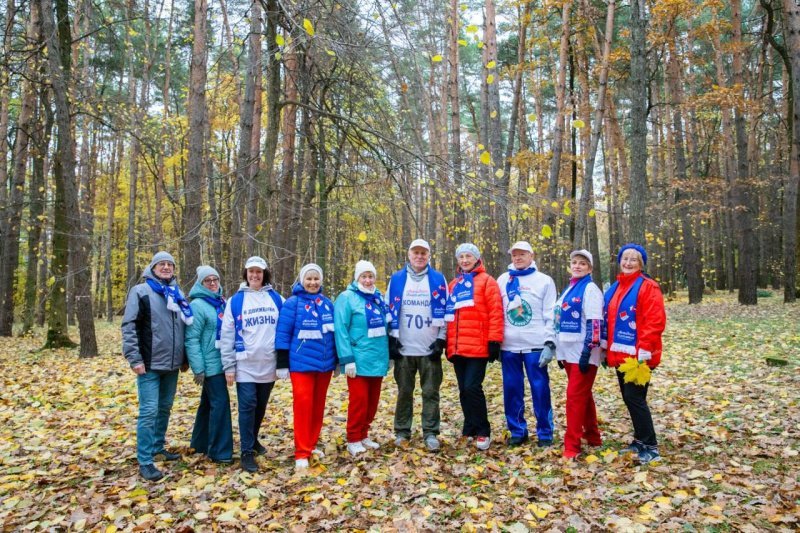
452;356;490;437
616;370;657;447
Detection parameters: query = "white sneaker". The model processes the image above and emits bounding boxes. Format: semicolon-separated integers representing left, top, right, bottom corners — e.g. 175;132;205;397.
361;438;380;450
311;448;325;458
394;436;409;447
347;441;367;456
424;435;441;451
295;458;309;469
475;436;492;451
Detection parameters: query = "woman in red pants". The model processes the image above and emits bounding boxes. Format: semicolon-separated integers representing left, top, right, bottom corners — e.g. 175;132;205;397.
555;249;604;459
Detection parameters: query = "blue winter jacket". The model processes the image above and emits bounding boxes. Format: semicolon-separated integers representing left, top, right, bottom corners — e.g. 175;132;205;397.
275;283;338;373
333;282;390;377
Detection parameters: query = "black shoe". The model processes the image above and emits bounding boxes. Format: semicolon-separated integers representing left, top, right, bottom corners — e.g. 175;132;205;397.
154;449;181;461
253;441;267;455
211;457;233;465
139;464;164;481
508;435;529;447
241;452;258;472
537;439;553;448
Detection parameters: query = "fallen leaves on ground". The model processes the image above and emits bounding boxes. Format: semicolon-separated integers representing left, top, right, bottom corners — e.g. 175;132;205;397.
0;292;798;530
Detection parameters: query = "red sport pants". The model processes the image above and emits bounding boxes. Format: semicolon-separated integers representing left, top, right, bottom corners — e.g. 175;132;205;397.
562;362;601;456
290;371;333;459
346;376;383;443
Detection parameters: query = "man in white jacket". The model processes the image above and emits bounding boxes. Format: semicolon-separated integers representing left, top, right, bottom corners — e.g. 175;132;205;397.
496;241;557;447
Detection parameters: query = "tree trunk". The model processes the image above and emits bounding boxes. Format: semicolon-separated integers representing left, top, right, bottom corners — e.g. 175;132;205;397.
782;0;800;302
449;0;465;243
627;0;648;244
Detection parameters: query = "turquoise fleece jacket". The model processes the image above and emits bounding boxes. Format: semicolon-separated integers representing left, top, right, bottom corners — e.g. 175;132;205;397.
333;282;390;377
185;282;225;377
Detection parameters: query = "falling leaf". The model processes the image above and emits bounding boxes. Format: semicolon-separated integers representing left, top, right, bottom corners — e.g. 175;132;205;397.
541;225;553;238
276;34;285;46
303;18;315;36
573;119;585;128
431;55;443;62
357;231;367;242
466;24;478;33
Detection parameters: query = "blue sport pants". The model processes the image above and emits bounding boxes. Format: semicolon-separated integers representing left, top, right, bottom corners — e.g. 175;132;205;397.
500;350;554;441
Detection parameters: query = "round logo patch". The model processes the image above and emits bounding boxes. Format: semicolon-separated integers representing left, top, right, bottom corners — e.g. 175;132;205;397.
506;300;532;326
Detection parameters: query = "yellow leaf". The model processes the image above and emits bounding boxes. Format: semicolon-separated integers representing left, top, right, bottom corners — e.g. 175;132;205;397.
246;498;260;511
303;18;315;36
563;205;571;215
585;454;599;464
527;503;549;518
551;201;559;209
276;34;285;46
573;119;585;128
479;151;491;165
357;231;367;242
487;74;495;84
431;54;443;62
526;186;536;193
458;39;467;46
466;24;478;33
363;499;373;507
105;526;118;533
520;203;530;211
478;41;484;48
477;144;485;150
490;110;497;118
337;478;347;485
588;208;596;217
541;225;553;238
275;52;282;60
495;169;504;178
486;60;496;69
527;113;537;122
674;490;690;498
326;49;335;56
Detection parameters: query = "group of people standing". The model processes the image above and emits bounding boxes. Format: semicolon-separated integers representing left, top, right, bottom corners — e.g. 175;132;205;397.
122;239;666;481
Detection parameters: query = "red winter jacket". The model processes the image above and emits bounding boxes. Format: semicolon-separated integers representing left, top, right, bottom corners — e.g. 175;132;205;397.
446;263;504;359
604;271;666;368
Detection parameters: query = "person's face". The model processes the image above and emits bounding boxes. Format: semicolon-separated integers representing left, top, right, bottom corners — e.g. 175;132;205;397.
570;257;592;278
458;253;478;272
408;247;430;272
620;249;642;274
247;267;265;289
303;270;322;293
153;261;174;281
511;249;534;269
358;271;376;289
202;275;220;292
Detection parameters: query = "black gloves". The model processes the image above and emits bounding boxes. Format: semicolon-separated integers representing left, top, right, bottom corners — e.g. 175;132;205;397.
389;336;403;360
276;349;290;370
579;347;591;374
488;341;502;363
428;338;446;361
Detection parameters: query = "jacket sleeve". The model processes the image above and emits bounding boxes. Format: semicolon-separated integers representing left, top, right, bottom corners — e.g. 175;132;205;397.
184;300;206;374
637;280;666;361
542;277;558;345
485;276;505;343
220;301;237;373
121;287;143;368
334;294;356;365
275;296;297;351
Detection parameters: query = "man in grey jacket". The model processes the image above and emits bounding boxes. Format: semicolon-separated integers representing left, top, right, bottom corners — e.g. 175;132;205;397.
122;251;191;481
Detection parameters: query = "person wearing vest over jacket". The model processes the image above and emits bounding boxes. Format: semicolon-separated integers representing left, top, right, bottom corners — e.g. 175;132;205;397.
275;264;338;471
387;239;448;452
334;260;391;457
445;243;504;451
185;265;233;464
220;256;284;473
121;251;191;481
496;241;558;448
602;244;666;464
555;250;604;459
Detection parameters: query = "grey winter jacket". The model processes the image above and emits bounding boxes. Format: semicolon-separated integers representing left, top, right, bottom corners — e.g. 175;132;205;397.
121;267;187;371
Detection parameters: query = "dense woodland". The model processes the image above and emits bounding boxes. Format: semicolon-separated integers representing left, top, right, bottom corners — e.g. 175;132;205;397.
0;0;798;357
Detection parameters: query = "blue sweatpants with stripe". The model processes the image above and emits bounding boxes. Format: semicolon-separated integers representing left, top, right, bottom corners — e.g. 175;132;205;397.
500;350;554;441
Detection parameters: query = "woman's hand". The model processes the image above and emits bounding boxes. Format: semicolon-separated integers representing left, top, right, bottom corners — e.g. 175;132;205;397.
225;372;235;386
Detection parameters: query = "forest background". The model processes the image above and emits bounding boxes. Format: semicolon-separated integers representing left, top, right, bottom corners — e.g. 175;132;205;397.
0;0;799;353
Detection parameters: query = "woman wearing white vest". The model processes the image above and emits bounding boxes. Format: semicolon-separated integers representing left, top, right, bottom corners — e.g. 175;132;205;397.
496;241;557;447
220;256;284;472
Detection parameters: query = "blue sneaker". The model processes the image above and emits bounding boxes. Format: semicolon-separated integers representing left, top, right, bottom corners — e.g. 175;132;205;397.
621;440;645;454
637;448;661;464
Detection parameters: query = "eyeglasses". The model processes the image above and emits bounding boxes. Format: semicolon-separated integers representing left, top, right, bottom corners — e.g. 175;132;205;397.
203;277;220;284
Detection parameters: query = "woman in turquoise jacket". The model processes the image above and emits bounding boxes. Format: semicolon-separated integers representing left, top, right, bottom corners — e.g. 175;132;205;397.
185;266;233;463
334;260;390;457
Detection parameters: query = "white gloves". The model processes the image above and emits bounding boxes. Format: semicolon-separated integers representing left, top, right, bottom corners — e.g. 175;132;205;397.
344;363;357;378
637;350;652;363
538;344;555;368
276;368;290;380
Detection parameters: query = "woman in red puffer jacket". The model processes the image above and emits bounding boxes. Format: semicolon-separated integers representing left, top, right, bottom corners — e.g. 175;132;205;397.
445;243;504;451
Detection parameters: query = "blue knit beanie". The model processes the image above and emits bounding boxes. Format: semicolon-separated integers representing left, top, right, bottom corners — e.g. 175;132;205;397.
617;243;647;266
455;243;481;260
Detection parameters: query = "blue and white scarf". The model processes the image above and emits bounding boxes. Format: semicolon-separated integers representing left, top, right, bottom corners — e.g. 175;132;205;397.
295;284;335;340
146;278;193;325
230;285;283;356
388;265;448;331
445;271;476;322
555;275;592;342
505;264;537;310
602;275;645;355
354;288;389;338
200;295;226;348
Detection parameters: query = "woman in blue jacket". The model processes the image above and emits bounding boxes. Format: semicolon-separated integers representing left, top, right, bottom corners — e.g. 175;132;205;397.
185;265;233;464
275;264;338;470
334;260;390;457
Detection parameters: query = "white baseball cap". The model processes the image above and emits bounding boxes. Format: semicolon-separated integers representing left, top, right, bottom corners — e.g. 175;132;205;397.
244;256;268;270
569;249;593;267
508;241;533;254
408;238;431;252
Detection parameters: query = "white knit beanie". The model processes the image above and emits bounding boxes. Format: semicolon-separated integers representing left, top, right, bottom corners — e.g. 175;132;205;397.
299;263;323;282
354;260;377;281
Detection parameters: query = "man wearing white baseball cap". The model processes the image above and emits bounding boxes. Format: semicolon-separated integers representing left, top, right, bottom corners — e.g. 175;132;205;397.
496;241;557;447
386;239;448;451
